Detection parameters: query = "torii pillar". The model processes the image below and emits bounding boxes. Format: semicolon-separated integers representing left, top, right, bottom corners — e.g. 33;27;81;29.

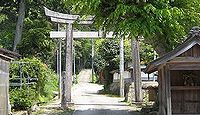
63;23;73;106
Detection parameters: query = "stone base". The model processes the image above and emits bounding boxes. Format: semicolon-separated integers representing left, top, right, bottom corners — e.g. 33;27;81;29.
61;102;74;109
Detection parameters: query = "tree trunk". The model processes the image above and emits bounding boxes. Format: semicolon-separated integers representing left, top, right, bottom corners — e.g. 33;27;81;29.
13;0;25;52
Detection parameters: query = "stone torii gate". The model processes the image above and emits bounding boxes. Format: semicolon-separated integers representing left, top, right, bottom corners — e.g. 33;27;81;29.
44;7;142;108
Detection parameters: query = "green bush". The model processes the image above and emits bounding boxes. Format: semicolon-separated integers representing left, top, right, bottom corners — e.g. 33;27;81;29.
10;87;36;110
9;57;58;110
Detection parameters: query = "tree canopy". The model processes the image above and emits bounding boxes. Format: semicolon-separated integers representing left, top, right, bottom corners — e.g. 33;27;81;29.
0;0;67;65
65;0;200;55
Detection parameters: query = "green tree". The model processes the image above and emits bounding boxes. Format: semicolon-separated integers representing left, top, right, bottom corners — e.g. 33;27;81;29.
0;0;69;65
65;0;200;55
0;1;18;50
139;41;155;65
74;39;93;72
94;39;120;88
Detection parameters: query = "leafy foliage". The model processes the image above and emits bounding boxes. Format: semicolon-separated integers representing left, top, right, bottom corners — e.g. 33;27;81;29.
18;19;56;63
94;39;119;72
65;0;200;55
10;87;37;110
139;42;155;65
0;0;61;65
94;39;119;89
10;57;58;110
74;39;93;71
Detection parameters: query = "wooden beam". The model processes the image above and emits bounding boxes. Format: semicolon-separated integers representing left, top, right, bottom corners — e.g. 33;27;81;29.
51;17;75;24
77;20;94;25
51;17;93;25
50;31;114;38
44;7;79;20
79;15;95;21
77;15;94;24
45;7;94;24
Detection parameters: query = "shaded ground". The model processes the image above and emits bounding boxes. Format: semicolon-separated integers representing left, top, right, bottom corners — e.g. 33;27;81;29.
30;98;74;115
72;69;140;115
32;108;73;115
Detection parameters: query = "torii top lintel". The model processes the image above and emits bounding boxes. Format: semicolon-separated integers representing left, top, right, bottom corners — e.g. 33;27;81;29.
44;7;79;20
44;7;94;24
51;17;94;25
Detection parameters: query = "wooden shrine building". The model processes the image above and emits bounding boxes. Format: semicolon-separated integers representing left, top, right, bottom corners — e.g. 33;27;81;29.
0;48;20;115
145;27;200;115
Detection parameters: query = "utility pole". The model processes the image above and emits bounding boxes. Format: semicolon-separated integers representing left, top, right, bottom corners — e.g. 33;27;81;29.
131;37;142;102
119;37;124;97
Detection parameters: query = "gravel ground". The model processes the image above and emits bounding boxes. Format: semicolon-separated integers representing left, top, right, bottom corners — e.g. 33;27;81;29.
72;69;140;115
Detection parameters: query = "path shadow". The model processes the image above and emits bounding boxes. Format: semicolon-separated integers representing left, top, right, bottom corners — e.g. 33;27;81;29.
75;103;129;106
73;108;140;115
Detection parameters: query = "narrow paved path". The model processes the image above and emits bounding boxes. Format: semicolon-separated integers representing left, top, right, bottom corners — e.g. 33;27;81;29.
72;69;139;115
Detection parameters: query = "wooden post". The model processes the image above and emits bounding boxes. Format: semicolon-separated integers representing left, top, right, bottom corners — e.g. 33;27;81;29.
131;38;142;102
57;23;62;99
61;23;73;108
158;69;163;114
119;37;124;97
160;66;166;115
73;40;76;83
58;38;62;99
166;65;172;115
91;38;94;82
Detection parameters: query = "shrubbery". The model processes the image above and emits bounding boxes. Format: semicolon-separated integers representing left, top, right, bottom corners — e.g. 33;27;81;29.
10;87;36;110
9;57;58;110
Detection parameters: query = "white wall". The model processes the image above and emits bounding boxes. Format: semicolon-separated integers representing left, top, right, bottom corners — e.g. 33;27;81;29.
113;71;131;82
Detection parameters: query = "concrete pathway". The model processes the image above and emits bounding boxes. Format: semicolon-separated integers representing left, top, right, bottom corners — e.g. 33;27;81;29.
72;69;139;115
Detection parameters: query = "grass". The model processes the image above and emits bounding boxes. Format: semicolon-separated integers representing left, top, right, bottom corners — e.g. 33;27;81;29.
32;108;74;115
